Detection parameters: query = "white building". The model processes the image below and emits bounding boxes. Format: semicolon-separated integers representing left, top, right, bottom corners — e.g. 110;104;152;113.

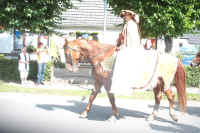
58;0;122;44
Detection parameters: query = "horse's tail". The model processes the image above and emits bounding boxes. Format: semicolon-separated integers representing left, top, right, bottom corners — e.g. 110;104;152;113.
175;60;187;112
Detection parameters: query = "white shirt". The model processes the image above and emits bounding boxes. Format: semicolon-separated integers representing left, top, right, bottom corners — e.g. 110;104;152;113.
18;52;30;71
37;48;49;63
126;20;141;49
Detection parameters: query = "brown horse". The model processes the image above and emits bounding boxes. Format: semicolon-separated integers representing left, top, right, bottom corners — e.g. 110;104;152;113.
191;52;200;67
63;38;187;121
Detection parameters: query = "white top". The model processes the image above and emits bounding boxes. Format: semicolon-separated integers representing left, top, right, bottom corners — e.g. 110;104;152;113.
37;48;50;63
125;20;141;49
18;52;30;71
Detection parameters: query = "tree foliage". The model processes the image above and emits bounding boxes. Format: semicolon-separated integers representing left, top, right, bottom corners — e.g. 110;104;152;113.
0;0;73;34
107;0;200;38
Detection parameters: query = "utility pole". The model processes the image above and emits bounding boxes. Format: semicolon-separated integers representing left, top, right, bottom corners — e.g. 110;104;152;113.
103;0;107;42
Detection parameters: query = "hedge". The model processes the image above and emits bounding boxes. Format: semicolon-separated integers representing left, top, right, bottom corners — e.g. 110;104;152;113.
0;57;200;87
0;57;52;82
185;66;200;87
0;58;20;81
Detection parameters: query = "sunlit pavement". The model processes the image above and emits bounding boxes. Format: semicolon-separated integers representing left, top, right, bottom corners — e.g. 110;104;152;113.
0;93;200;133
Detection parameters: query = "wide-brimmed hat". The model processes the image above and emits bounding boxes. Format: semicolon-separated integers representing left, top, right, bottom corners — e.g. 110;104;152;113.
120;10;136;18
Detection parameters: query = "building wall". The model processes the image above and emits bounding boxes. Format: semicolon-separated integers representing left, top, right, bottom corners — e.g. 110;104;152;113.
57;28;121;44
0;32;14;53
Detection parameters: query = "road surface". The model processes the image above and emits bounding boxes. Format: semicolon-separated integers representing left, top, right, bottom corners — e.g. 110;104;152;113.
0;93;200;133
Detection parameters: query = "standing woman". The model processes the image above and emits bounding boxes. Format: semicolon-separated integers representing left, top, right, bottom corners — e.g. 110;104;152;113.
110;10;145;94
36;42;49;85
18;47;30;85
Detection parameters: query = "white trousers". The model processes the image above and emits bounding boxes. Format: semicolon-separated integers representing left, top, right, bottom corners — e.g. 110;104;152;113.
19;70;29;80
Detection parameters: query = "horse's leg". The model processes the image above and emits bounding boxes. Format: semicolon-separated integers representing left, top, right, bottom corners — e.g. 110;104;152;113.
106;92;118;118
80;81;102;118
103;71;118;119
164;61;187;121
147;77;163;121
164;89;178;121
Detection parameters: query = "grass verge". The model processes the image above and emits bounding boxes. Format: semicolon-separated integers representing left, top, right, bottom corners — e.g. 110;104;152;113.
0;80;200;101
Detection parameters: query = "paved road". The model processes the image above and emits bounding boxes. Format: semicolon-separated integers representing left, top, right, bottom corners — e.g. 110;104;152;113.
0;93;200;133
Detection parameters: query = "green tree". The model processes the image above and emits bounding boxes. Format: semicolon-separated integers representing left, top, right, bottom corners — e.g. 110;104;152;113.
107;0;200;52
0;0;73;34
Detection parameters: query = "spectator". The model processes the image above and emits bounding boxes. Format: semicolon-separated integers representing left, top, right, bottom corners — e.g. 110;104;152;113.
18;47;30;85
36;42;49;85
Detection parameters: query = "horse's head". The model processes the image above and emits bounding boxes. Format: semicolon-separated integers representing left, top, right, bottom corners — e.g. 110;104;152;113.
63;39;82;72
191;52;200;67
64;38;116;72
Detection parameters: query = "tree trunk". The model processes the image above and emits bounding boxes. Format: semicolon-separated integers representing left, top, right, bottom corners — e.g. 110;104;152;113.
155;37;158;50
164;36;173;53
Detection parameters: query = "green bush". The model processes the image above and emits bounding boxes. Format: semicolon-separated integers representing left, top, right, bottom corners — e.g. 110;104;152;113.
185;66;200;87
0;54;4;58
0;57;52;82
44;62;53;81
0;58;20;81
28;61;38;80
176;53;184;61
26;45;37;53
53;58;65;68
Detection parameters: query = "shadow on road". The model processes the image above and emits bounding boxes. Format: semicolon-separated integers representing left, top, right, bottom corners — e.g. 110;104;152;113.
186;106;200;117
36;100;150;121
148;104;200;117
35;100;200;133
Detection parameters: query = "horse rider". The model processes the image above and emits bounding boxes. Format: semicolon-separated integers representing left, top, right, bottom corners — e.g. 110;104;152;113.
110;9;147;94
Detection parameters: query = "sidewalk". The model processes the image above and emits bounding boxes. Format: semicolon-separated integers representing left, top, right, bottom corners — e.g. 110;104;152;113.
7;79;200;95
7;79;94;91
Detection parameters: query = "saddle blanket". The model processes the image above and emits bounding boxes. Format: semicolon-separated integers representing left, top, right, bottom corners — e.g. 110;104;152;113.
101;48;178;95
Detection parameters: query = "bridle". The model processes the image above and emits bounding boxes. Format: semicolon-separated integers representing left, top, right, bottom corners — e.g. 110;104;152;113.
64;45;76;65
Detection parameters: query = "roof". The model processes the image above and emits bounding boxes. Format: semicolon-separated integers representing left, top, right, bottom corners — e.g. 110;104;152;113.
60;0;123;30
182;33;200;45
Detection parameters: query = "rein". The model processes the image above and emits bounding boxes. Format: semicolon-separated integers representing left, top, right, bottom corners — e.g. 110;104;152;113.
64;46;73;65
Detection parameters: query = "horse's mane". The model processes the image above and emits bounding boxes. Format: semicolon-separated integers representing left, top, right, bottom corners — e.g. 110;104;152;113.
68;39;115;64
81;39;114;49
64;38;114;48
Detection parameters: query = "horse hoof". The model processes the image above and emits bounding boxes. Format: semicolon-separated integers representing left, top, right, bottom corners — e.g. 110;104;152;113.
112;113;120;120
108;115;118;122
170;114;178;122
79;112;88;119
146;114;155;121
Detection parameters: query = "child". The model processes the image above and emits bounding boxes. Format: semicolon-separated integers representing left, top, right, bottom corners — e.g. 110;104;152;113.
18;47;30;85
